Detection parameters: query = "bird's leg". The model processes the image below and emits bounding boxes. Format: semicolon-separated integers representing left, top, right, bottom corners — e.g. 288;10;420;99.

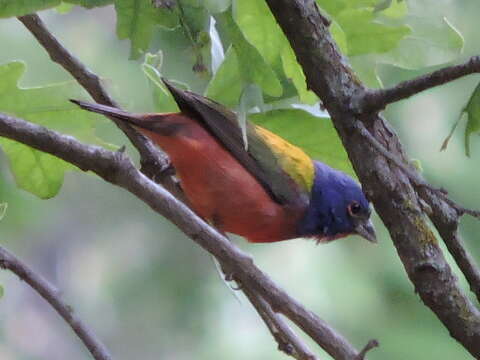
153;159;176;182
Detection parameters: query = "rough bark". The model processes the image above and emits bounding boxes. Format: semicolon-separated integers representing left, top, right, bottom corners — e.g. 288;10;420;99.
265;0;480;357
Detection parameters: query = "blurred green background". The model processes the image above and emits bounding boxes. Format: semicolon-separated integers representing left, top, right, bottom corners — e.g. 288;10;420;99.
1;2;480;359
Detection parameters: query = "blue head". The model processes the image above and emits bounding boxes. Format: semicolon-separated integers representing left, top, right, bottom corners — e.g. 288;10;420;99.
298;161;376;243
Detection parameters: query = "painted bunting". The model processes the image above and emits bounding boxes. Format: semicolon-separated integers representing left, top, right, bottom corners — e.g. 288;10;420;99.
71;80;376;244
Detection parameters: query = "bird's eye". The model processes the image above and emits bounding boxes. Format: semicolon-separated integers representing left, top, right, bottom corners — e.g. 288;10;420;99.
348;201;362;217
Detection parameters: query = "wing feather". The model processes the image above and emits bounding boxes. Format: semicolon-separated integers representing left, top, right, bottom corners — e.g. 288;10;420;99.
162;79;310;207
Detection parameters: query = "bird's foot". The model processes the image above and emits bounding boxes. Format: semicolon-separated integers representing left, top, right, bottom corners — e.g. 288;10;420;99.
223;271;242;290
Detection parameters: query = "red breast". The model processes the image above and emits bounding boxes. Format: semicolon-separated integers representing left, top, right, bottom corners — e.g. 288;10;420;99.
137;113;303;242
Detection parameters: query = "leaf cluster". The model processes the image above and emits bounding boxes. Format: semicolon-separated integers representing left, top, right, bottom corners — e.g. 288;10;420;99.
0;0;472;200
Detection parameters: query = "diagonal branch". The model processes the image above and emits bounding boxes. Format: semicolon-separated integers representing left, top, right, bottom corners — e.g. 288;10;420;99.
418;188;480;303
0;111;365;360
241;283;318;360
360;56;480;113
17;14;175;188
0;245;112;360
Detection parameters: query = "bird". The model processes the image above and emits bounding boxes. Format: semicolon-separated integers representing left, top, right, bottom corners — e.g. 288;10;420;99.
71;79;376;244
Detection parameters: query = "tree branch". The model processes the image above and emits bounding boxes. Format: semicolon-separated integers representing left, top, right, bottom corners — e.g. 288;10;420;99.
0;245;112;360
17;14;177;191
360;56;480;113
0;111;365;360
355;340;379;360
265;0;480;357
241;283;318;360
418;188;480;303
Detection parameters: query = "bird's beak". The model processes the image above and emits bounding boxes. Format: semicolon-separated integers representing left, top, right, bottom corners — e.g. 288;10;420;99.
355;219;377;243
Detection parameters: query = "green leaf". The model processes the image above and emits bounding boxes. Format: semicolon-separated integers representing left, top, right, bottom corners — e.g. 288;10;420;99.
142;52;180;112
461;83;480;157
0;0;60;17
234;0;320;103
0;61;111;199
441;82;480;157
316;0;394;17
0;285;4;299
349;4;463;86
204;0;230;13
381;0;407;18
216;11;282;98
281;46;318;105
350;55;383;88
114;0;179;59
234;0;284;66
55;2;75;13
316;0;411;61
336;8;411;56
1;141;74;198
205;46;243;107
64;0;113;8
250;109;354;176
330;20;349;55
315;0;348;17
377;16;464;69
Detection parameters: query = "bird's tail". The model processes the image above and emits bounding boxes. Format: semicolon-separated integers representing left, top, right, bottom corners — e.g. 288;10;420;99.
71;99;185;136
70;99;144;127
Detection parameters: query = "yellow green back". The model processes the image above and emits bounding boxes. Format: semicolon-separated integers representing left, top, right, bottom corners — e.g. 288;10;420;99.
254;125;314;193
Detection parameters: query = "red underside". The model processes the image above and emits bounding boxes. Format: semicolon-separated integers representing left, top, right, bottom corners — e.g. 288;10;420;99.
138;113;304;243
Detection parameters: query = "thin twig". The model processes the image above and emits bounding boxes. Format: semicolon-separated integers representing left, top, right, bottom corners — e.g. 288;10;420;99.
0;111;364;360
360;56;480;113
241;283;318;360
17;14;115;106
355;340;379;360
354;121;439;190
418;188;480;303
441;231;480;302
0;246;112;360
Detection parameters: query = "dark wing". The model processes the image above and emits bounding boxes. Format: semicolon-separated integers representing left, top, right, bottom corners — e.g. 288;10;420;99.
162;79;309;208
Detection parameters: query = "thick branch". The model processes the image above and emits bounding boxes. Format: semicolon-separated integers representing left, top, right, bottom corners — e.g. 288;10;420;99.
265;0;480;357
17;14;175;189
0;112;363;360
361;56;480;113
0;246;112;360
